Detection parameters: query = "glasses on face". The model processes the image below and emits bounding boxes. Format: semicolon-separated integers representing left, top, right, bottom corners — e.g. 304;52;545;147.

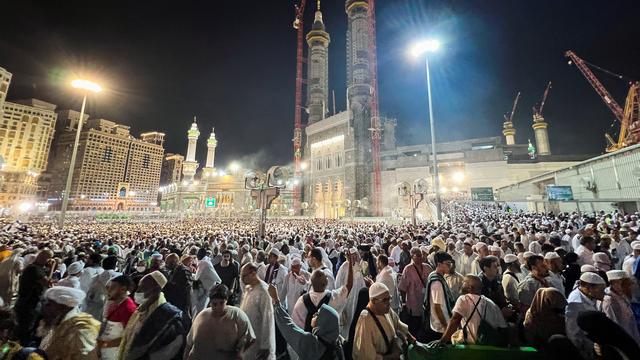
373;296;391;304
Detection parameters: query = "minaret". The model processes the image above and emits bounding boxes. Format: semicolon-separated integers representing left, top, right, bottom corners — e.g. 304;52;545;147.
532;113;551;155
182;117;200;182
345;0;373;211
502;120;516;145
306;0;330;124
203;127;217;177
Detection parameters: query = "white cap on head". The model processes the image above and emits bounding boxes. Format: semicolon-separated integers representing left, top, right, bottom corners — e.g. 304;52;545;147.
269;248;281;257
580;264;597;273
147;270;168;289
544;252;560;260
475;242;487;251
523;251;535;258
592;252;610;264
489;245;500;252
45;286;86;307
67;261;84;275
504;254;518;264
631;241;640;250
580;272;605;285
349;247;358;255
369;282;389;299
606;270;628;281
290;257;302;266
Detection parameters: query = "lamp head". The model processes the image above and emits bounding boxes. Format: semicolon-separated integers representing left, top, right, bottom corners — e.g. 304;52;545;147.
71;79;102;93
410;39;441;58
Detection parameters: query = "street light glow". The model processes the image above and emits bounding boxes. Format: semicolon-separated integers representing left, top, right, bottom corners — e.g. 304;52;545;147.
452;171;465;183
229;162;241;172
410;39;441;58
71;79;103;93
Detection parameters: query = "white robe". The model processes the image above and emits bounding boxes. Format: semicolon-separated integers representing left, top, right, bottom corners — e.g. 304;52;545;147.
335;261;364;339
192;258;222;315
79;266;103;293
282;270;309;314
240;281;275;360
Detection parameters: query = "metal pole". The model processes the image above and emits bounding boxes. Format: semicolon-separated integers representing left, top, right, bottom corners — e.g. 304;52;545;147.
425;57;442;222
59;93;87;228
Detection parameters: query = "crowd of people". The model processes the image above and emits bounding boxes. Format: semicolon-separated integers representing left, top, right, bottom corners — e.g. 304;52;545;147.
0;201;638;359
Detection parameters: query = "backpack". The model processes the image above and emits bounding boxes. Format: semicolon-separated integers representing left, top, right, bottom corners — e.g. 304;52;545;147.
303;293;332;332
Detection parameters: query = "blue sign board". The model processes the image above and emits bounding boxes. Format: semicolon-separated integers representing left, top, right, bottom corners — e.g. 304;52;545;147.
547;186;574;201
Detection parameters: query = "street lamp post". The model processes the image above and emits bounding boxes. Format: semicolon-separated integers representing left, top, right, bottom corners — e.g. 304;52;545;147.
411;39;442;222
59;79;102;228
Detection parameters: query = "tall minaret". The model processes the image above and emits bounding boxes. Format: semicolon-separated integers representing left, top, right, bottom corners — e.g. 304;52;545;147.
182;117;200;182
345;0;373;211
532;113;551;155
306;0;330;124
203;127;217;177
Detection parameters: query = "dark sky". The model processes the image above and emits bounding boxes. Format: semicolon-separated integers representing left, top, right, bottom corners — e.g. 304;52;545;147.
1;0;639;169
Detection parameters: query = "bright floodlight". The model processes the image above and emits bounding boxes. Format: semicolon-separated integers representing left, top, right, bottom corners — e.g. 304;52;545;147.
410;39;441;58
452;171;465;183
229;162;241;172
71;79;102;93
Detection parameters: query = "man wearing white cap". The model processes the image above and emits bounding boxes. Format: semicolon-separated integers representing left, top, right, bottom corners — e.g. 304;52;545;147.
502;254;521;306
566;272;606;360
57;261;84;289
260;248;288;301
119;270;188;360
39;286;100;359
622;241;640;277
544;252;565;295
602;270;640;344
353;282;411;360
282;256;309;314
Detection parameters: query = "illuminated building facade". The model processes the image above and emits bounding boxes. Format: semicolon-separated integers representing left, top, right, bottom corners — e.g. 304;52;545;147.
46;116;164;211
0;67;58;209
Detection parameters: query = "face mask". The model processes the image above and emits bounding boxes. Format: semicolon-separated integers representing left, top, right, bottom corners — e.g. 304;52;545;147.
134;292;147;305
136;266;146;273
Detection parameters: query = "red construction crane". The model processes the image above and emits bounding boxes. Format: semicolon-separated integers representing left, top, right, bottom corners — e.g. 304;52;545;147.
368;0;382;217
533;82;552;116
565;50;640;152
292;0;307;214
504;92;521;123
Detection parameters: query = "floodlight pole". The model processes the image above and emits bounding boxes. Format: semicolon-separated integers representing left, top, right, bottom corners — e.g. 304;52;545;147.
59;93;87;228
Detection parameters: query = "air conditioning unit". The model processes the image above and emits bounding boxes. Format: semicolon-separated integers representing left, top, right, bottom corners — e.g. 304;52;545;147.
580;177;597;192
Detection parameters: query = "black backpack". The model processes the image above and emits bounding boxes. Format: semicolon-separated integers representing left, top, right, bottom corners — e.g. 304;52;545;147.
302;293;332;331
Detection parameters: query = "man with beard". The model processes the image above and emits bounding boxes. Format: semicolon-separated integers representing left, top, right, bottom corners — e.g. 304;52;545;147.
98;275;137;360
119;271;188;360
517;254;550;313
214;250;241;305
163;253;193;320
39;286;101;359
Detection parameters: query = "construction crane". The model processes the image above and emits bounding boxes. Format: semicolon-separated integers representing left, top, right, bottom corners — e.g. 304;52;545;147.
292;0;307;214
368;0;382;216
533;81;552;116
504;91;521;123
565;50;640;152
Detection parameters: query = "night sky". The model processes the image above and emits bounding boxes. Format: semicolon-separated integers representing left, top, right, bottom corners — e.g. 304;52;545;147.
1;1;639;169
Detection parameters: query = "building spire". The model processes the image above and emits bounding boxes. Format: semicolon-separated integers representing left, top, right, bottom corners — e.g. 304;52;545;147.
317;0;321;11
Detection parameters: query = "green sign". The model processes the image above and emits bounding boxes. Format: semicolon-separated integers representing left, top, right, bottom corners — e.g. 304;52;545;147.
205;197;217;208
471;187;494;201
